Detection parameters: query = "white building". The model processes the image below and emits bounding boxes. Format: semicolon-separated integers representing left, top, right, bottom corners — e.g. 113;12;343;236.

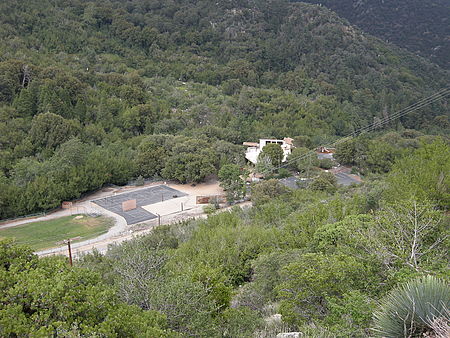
243;138;294;164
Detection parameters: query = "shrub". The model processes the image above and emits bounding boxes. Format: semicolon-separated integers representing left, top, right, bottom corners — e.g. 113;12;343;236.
203;204;218;215
318;158;334;170
309;172;337;193
373;275;450;337
135;175;145;186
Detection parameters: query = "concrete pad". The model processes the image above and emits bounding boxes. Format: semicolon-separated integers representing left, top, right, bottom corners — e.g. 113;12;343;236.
142;195;197;216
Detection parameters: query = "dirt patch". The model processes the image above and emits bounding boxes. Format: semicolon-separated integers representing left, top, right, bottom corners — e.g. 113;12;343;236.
74;216;110;228
168;181;224;196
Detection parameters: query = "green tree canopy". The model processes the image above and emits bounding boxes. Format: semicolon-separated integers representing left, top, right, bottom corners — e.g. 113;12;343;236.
259;143;284;167
218;164;246;203
0;240;169;337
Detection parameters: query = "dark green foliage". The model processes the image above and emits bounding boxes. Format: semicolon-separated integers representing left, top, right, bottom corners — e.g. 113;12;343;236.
288;147;319;174
29;112;79;151
136;137;167;178
0;0;448;218
318;158;334;170
218;164;246;202
251;179;289;206
259;143;284;167
310;171;338;193
301;0;450;69
161;138;217;183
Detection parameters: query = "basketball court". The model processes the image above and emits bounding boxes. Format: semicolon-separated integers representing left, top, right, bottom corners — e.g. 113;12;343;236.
92;185;187;225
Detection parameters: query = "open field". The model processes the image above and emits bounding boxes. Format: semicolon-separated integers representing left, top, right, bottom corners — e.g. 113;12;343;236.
0;215;114;251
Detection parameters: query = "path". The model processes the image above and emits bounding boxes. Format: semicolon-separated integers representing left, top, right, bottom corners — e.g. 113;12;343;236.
1;179;226;257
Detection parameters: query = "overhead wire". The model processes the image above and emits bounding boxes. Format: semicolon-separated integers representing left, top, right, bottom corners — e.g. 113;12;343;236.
270;87;450;171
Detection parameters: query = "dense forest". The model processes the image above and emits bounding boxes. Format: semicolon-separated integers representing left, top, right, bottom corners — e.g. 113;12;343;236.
301;0;450;69
0;0;449;336
0;0;448;218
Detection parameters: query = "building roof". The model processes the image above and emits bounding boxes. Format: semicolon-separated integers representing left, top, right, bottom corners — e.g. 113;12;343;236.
283;137;294;145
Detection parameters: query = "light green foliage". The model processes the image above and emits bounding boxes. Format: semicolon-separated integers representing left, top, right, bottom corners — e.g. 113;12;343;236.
171;211;276;286
373;275;450;338
312;214;375;254
0;215;113;250
203;203;218;215
277;253;377;326
251;200;294;228
147;276;218;336
362;199;448;271
218;164;246;202
385;139;450;208
0;240;169;337
218;307;263;338
255;154;275;176
325;291;376;337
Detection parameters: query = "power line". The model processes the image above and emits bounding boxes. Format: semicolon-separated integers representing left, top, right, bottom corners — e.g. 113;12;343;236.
272;88;449;171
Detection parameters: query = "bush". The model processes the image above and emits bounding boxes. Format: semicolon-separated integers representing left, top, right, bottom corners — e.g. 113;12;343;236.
135;175;145;186
203;204;218;215
276;168;291;179
319;158;334;169
373;275;450;337
309;172;337;193
250;179;289;206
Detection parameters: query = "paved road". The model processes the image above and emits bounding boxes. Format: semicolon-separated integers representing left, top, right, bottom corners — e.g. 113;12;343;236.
335;172;362;186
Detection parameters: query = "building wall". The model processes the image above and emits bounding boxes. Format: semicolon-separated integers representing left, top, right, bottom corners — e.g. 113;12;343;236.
245;139;293;164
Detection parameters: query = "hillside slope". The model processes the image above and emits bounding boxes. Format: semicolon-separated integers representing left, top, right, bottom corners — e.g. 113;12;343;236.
0;0;449;218
300;0;450;69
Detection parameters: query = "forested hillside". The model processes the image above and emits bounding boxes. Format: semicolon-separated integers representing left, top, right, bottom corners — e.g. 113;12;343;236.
0;1;449;336
300;0;450;69
2;139;449;336
0;0;449;218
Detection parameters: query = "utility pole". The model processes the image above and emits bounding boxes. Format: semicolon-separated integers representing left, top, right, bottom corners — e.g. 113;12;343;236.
56;236;82;266
67;240;73;266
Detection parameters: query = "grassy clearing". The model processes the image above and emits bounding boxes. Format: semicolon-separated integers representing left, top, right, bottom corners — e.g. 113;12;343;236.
0;215;114;251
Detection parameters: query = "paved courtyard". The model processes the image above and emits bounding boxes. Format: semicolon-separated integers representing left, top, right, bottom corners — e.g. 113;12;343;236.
92;185;187;225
